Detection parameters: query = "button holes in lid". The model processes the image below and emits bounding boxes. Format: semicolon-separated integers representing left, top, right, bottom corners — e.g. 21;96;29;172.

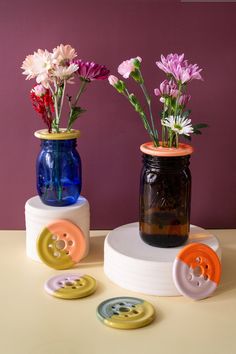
196;281;200;286
195;257;201;263
193;266;202;277
119;307;130;313
205;264;209;269
67;240;73;246
55;240;66;250
203;275;209;281
53;251;60;258
187;274;193;281
63;233;67;237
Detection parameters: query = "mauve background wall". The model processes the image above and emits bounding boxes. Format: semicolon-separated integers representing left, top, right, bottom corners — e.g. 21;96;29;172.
0;0;235;230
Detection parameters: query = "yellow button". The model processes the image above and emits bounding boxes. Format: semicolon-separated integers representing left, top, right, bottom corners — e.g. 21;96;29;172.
37;219;86;270
45;273;97;299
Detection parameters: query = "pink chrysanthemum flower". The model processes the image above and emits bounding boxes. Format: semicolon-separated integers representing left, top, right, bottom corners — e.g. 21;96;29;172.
178;94;191;107
156;53;203;84
154;79;179;102
74;60;110;82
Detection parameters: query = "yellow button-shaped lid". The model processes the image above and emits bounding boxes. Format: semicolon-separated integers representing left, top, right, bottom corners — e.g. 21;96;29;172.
97;297;155;329
45;273;97;299
37;219;86;270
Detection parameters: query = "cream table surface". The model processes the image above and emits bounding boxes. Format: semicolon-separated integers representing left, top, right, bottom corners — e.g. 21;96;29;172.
0;229;235;354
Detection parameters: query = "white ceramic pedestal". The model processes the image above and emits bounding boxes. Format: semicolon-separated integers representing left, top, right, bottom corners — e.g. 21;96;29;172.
25;196;90;262
104;223;221;296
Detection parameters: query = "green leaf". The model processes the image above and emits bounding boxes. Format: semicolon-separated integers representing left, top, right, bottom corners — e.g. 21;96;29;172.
192;122;208;136
68;106;86;129
182;110;191;118
193;123;209;129
183;134;192;141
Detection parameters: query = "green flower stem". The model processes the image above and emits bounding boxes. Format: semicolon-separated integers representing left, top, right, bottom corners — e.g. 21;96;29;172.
58;80;66;126
67;80;87;131
48;83;59;132
74;80;87;106
174;83;182;118
53;80;60;132
123;89;156;146
161;101;166;147
168;130;173;148
138;75;158;145
175;132;179;148
53;95;60;132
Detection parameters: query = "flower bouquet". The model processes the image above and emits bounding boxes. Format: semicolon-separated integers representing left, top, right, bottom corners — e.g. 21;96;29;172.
22;44;110;133
21;44;109;206
109;54;207;247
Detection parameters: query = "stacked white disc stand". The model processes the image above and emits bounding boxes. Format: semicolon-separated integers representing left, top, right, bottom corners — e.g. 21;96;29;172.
104;223;221;296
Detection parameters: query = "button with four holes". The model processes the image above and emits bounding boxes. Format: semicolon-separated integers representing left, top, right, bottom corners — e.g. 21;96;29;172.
173;243;221;300
37;219;86;269
97;297;155;329
45;273;96;299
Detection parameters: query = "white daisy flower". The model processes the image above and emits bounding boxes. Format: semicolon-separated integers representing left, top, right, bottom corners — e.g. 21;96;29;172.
162;115;194;136
52;63;78;81
52;44;77;65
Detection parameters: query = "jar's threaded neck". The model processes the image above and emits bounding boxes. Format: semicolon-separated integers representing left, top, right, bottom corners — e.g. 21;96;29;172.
40;139;77;150
142;153;190;171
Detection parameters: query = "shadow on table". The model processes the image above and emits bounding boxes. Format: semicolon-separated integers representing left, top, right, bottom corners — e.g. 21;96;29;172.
77;236;105;266
214;246;236;297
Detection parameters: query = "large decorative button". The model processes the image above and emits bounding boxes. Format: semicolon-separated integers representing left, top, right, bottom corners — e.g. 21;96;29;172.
173;243;221;300
97;297;155;329
45;273;96;299
37;219;86;269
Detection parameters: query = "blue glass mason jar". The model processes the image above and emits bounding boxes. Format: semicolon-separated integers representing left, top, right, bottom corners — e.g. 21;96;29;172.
139;142;193;248
35;130;81;206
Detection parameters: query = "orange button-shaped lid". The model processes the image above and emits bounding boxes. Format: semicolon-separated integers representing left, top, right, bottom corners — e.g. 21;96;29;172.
140;142;193;157
37;219;86;270
173;243;221;300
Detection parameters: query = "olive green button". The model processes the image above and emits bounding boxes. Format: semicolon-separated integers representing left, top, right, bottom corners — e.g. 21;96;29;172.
97;297;155;329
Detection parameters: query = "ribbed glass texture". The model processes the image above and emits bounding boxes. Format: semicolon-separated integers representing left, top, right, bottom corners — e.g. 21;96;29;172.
36;139;82;206
139;154;191;247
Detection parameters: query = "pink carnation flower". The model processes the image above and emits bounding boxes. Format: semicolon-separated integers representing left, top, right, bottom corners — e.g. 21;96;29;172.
156;53;203;84
118;56;142;79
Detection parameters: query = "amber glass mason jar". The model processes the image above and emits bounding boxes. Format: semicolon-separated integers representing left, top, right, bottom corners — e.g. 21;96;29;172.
139;142;193;248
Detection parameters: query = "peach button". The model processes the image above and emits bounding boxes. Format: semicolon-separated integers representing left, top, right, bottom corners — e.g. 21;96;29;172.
140;142;193;157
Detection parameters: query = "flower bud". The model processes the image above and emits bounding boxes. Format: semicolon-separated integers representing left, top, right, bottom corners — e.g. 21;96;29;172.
31;84;47;97
108;75;119;86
